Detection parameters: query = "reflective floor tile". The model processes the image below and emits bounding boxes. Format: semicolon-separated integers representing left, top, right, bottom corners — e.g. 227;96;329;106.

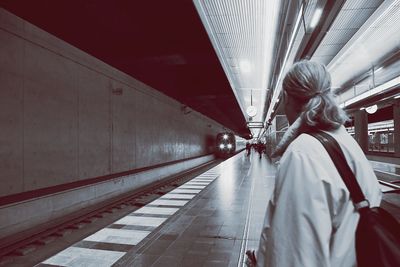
134;206;179;215
84;228;150;245
186;182;209;185
161;193;196;199
149;199;188;206
114;216;167;227
179;185;206;189
43;247;125;267
171;189;201;194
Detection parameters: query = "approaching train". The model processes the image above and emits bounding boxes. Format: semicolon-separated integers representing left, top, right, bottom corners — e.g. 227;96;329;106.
215;132;236;157
215;132;246;157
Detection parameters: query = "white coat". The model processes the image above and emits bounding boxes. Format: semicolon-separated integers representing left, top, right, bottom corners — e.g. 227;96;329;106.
256;126;382;267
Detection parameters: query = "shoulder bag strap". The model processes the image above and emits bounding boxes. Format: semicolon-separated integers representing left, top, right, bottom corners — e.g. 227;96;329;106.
307;131;370;210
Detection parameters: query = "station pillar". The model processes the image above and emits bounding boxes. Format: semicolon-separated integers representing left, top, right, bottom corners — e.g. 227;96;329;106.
394;100;400;157
354;110;369;153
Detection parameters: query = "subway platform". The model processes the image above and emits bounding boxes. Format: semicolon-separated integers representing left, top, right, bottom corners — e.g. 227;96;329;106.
2;151;399;267
21;151;274;267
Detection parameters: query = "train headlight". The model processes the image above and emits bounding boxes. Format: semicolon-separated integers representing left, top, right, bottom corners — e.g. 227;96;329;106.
219;144;225;149
223;134;228;139
227;144;232;149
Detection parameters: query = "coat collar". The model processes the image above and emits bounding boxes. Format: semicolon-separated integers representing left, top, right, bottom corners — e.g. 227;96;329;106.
271;116;307;158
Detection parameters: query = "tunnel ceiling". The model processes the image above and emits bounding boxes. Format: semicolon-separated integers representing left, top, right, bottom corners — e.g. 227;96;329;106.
0;0;251;137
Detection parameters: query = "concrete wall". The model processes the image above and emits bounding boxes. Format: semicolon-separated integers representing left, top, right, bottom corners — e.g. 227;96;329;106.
0;9;226;239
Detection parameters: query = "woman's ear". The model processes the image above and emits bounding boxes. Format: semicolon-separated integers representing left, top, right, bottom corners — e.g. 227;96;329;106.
283;91;300;125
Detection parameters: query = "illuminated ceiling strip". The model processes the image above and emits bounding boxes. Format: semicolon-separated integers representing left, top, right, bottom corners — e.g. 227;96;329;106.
193;0;281;127
193;1;247;117
340;75;400;108
265;3;305;123
309;8;323;29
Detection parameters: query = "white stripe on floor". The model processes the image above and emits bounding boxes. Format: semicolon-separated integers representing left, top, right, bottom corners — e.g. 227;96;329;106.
161;193;196;199
134;206;179;215
84;228;150;245
43;247;125;267
148;199;189;206
40;166;223;267
179;185;206;189
114;216;167;227
171;189;201;194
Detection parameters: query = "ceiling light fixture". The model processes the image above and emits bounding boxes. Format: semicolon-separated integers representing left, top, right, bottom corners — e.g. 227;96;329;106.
309;7;323;29
265;3;305;124
240;60;252;74
365;104;378;114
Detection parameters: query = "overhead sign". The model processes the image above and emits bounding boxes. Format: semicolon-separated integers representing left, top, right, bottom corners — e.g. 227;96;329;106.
247;122;264;128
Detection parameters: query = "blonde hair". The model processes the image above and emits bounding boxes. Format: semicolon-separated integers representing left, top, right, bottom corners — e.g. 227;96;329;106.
282;60;348;130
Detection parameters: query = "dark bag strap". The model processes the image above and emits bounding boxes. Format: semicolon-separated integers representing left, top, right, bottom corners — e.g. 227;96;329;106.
307;131;370;210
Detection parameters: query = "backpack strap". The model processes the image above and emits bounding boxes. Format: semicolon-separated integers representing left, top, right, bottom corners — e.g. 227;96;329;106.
307;131;370;210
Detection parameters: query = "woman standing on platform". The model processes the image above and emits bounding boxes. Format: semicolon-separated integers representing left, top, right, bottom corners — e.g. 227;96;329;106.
246;60;382;266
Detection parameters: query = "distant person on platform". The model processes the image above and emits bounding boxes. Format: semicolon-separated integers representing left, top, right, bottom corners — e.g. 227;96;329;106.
246;142;251;156
256;142;265;159
246;60;381;267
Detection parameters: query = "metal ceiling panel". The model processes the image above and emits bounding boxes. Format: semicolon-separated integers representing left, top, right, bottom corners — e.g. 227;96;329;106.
334;9;376;29
345;0;384;9
311;0;384;66
321;28;359;46
329;0;400;88
194;0;282;135
313;43;346;56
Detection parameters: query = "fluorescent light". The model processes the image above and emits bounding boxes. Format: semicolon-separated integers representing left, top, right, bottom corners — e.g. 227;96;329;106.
265;3;305;123
309;8;323;29
395;94;400;99
240;60;251;74
341;75;400;107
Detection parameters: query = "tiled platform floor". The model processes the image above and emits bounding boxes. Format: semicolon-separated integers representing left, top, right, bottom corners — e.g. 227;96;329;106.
36;151;275;267
370;160;400;177
34;152;400;267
